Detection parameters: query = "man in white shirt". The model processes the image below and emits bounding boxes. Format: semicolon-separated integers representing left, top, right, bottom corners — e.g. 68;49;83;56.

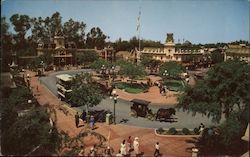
154;142;161;157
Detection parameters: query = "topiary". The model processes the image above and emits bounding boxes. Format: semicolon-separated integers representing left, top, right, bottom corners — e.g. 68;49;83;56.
157;127;165;134
193;128;200;135
168;127;177;135
182;128;190;135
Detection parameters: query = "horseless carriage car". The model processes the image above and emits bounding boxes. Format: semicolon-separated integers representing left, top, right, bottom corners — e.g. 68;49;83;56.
130;99;177;122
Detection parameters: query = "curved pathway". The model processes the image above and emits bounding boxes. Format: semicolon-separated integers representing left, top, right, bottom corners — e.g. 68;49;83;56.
40;69;224;129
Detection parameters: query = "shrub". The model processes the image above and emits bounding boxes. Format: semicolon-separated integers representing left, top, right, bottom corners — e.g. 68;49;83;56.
182;128;190;135
193;128;200;135
168;127;177;135
157;127;165;134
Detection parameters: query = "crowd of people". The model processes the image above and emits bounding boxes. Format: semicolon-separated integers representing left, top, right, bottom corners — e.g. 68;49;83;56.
77;136;162;157
75;112;96;130
115;136;162;157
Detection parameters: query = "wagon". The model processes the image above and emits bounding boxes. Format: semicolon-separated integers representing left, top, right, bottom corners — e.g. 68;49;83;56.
130;99;155;120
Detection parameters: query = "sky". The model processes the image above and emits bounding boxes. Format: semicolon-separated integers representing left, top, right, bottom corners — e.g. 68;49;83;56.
2;0;250;44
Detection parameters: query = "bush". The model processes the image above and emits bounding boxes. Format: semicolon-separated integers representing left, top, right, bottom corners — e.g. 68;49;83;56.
182;128;190;135
157;127;165;134
168;127;177;135
193;128;200;135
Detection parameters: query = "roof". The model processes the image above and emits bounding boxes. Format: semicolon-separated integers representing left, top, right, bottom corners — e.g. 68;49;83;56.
225;48;250;55
56;74;73;82
131;99;151;105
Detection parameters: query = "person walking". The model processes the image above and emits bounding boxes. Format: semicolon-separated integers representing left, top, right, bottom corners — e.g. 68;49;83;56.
120;139;127;156
75;112;80;128
133;137;140;157
90;115;95;130
104;146;112;157
199;123;205;134
89;146;96;157
78;145;84;156
127;136;133;153
154;142;161;157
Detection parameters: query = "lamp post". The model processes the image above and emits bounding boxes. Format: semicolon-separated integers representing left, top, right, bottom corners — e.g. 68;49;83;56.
162;70;169;94
111;66;115;81
101;64;106;78
40;61;44;75
163;70;168;78
110;90;118;124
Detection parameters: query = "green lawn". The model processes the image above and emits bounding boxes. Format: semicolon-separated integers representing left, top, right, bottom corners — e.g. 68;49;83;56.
164;79;185;92
115;82;149;94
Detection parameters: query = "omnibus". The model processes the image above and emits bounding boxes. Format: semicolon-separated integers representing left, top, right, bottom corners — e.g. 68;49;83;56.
56;74;73;101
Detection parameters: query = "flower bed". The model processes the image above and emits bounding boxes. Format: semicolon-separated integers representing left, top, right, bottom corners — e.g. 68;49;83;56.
155;127;201;137
164;80;185;92
115;82;149;94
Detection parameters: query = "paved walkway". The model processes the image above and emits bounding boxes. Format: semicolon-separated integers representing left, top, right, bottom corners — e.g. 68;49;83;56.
25;70;195;156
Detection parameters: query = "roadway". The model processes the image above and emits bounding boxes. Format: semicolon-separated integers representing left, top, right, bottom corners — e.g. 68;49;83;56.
40;69;224;129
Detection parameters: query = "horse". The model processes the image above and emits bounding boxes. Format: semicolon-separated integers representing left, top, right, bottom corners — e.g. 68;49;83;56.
155;108;176;121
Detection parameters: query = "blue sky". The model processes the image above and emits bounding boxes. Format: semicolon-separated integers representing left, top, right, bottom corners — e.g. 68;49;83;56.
2;0;249;44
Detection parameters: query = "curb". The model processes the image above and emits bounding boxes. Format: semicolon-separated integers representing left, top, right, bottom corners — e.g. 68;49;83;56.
154;129;201;138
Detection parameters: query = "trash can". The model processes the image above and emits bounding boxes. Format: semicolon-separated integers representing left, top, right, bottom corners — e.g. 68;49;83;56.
106;113;112;125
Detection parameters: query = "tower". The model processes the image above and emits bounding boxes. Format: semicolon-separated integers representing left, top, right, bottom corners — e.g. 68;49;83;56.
54;30;65;49
164;33;175;60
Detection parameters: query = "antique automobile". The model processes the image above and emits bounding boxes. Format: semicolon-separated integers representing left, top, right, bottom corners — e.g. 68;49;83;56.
130;99;177;122
130;99;154;119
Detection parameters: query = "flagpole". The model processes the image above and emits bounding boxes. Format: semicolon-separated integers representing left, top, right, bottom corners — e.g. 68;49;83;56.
137;6;141;64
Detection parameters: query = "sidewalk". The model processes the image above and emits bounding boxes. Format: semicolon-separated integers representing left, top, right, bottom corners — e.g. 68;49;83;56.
27;70;194;156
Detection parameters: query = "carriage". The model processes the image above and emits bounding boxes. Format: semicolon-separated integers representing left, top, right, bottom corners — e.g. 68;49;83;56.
130;99;176;122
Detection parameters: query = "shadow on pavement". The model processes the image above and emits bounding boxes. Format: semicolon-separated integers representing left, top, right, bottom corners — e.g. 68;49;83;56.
119;118;129;124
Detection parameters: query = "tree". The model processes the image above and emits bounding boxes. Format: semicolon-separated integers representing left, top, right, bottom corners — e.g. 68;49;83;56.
76;50;98;65
141;56;161;72
210;49;224;64
1;17;13;70
1;85;62;155
2;107;52;155
86;27;107;49
159;61;184;79
70;73;103;111
10;14;31;55
50;12;62;37
112;38;133;52
90;59;112;70
178;60;250;121
63;18;86;48
118;61;146;84
30;12;62;42
177;60;250;155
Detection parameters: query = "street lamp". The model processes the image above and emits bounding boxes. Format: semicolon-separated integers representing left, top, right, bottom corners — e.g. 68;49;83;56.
110;90;118;124
111;66;115;81
163;70;168;78
101;64;106;78
40;61;44;75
